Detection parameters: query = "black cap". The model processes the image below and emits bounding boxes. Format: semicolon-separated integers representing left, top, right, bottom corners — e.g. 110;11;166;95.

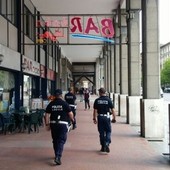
98;88;106;94
55;89;62;95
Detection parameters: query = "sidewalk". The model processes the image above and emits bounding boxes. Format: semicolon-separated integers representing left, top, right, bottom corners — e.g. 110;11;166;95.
0;95;169;170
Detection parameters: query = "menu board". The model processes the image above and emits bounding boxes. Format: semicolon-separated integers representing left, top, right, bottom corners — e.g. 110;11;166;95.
31;98;43;109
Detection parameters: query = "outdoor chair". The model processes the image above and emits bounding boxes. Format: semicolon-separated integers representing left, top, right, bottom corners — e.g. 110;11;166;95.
37;109;45;126
19;106;27;113
0;113;16;135
27;112;40;134
0;113;4;134
13;112;25;132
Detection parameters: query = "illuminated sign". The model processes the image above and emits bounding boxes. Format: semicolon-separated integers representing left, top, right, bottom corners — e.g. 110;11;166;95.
36;16;115;43
47;69;55;81
22;56;40;76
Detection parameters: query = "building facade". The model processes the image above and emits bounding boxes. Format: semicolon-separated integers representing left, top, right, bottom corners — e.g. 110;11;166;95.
0;0;69;112
160;42;170;69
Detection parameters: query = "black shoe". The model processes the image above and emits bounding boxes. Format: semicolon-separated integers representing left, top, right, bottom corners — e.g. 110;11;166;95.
111;119;116;123
105;145;110;153
100;146;106;152
54;157;61;165
73;124;77;129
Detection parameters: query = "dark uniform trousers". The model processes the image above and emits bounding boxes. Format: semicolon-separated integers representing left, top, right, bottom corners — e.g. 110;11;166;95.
50;123;68;158
97;116;111;147
70;106;76;125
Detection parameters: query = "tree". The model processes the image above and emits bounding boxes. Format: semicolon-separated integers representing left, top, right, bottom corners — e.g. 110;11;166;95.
161;58;170;86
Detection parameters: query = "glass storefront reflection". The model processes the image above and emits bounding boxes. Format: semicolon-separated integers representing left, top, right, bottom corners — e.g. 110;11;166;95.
0;70;15;112
23;75;32;107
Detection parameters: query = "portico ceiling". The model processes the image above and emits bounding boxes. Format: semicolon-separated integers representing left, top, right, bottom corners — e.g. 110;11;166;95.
31;0;125;63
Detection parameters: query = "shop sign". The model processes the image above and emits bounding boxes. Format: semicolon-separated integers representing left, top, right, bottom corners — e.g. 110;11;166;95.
36;16;114;43
40;65;46;78
22;56;40;76
47;69;55;81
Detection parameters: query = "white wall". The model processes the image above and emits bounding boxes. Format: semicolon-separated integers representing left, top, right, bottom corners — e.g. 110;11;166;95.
40;48;45;65
24;36;35;60
0;16;7;46
0;44;20;71
9;23;18;51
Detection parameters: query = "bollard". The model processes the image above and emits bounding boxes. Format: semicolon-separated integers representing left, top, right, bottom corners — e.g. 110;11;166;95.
169;105;170;159
164;104;170;159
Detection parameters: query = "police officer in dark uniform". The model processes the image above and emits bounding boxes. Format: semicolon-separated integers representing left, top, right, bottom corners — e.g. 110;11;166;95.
93;88;116;153
45;89;74;165
64;87;77;129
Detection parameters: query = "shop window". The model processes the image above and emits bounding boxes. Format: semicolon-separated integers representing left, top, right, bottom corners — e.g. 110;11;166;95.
32;77;38;98
7;0;17;25
0;0;7;16
0;0;17;26
23;76;40;108
47;80;51;97
0;70;15;112
24;5;35;41
23;75;32;107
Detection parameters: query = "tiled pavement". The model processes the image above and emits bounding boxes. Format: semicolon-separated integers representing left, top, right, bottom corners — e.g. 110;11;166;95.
0;95;169;170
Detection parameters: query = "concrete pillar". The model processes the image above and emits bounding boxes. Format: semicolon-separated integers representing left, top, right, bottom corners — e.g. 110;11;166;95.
127;12;141;95
96;57;105;93
97;55;105;92
95;58;100;92
120;10;128;95
103;45;108;91
141;0;164;139
120;94;128;117
121;42;128;94
114;23;120;93
119;9;128;117
107;52;111;92
126;0;141;125
142;0;160;99
110;45;114;92
113;93;119;115
141;99;164;139
100;65;104;88
127;96;142;125
114;23;120;115
61;57;68;91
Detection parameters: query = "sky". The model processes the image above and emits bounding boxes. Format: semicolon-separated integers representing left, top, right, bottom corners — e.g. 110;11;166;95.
159;0;170;44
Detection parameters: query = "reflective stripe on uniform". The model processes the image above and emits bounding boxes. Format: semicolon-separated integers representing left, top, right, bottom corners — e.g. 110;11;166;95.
50;120;68;125
98;114;107;117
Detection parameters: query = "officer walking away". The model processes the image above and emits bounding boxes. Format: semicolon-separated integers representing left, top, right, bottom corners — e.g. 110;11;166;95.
93;88;116;153
79;87;84;102
84;88;90;110
45;89;74;165
64;87;77;129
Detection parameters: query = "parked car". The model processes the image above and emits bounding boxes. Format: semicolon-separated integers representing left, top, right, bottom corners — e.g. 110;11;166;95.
164;87;170;93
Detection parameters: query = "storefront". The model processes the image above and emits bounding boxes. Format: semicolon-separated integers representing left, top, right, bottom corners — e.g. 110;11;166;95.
40;64;47;99
0;44;21;112
22;55;40;108
47;68;56;97
0;70;16;112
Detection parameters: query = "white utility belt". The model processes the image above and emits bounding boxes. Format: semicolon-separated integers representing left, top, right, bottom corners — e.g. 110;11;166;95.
98;114;107;116
69;104;77;109
50;120;68;125
98;112;110;118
